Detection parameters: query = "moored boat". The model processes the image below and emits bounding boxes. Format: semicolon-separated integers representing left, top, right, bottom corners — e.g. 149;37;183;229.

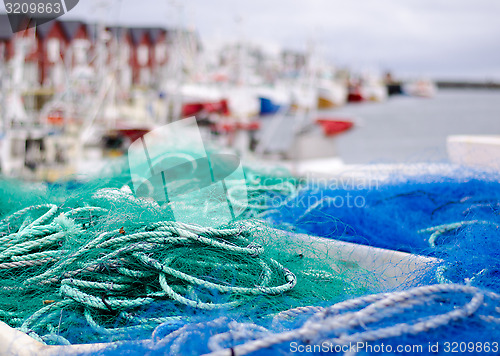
347;84;365;102
404;79;437;98
316;80;347;109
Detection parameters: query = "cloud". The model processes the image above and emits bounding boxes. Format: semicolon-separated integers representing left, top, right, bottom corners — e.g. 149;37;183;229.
52;0;500;79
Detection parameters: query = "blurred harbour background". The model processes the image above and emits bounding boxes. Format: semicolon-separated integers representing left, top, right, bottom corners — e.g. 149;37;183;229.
0;1;499;179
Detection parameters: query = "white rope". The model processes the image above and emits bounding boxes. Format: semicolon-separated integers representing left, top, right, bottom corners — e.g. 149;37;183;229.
202;284;499;356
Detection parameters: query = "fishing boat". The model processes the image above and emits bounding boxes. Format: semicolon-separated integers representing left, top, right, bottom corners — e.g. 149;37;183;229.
256;86;290;116
360;75;388;102
384;72;406;96
404;79;437;98
386;82;405;96
316;79;347;109
222;85;260;119
258;96;282;115
347;82;365;102
315;118;354;136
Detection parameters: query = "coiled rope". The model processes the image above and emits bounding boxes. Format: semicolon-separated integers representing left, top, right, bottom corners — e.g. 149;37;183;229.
0;201;297;344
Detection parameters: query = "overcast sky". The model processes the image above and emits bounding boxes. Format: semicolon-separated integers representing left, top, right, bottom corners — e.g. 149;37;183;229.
4;0;500;80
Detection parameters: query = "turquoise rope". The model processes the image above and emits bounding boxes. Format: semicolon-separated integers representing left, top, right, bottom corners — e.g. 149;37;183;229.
0;201;297;345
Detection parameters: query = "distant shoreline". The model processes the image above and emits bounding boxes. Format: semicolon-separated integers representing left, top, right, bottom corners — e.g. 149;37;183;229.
435;81;500;90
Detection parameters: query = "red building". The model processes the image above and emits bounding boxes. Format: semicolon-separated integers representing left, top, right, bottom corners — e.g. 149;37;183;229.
0;15;195;90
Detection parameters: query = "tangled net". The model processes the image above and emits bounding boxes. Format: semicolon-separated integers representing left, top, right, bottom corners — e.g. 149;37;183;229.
0;177;368;348
270;172;500;294
1;166;500;355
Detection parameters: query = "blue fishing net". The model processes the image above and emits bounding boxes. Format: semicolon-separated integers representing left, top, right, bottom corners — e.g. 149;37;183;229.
269;172;500;293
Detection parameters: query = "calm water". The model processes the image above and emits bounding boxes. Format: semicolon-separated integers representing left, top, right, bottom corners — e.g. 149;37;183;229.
330;89;500;164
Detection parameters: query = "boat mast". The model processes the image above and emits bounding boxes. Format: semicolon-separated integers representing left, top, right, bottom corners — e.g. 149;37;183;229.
79;0;115;142
7;35;31;126
163;0;186;124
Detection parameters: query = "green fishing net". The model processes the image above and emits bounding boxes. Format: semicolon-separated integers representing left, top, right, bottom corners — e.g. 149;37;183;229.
0;164;376;346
